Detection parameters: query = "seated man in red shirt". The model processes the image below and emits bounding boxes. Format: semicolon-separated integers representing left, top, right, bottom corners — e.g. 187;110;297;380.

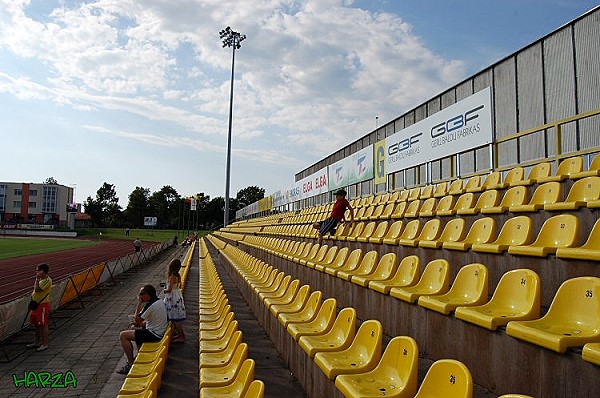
316;189;354;245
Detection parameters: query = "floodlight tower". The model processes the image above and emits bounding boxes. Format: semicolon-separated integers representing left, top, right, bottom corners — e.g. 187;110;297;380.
220;26;246;226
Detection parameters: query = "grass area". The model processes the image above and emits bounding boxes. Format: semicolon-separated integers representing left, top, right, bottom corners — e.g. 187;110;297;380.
75;228;205;243
0;238;99;261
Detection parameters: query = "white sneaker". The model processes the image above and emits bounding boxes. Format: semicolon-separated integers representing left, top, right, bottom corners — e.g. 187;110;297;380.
26;343;39;348
36;345;48;352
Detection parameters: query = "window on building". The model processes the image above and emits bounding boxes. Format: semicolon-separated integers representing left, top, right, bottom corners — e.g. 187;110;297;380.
13;200;22;208
29;202;37;208
29;190;38;196
0;184;5;211
14;188;22;196
42;186;57;213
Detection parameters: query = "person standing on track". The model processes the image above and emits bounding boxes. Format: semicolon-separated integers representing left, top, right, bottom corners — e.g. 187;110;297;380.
27;263;52;352
133;237;142;253
316;189;355;245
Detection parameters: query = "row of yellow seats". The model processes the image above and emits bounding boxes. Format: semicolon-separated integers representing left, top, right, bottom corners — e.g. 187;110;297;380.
323;213;600;260
198;238;264;398
210;234;539;398
242;235;600;358
117;243;199;397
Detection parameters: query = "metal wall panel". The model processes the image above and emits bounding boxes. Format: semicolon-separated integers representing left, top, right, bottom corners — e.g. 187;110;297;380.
441;157;452;179
575;11;600;149
475;146;491;172
414;105;426;123
544;26;577;153
394;117;405;133
456;80;473;101
517;44;545;132
493;57;518;139
497;140;518;167
473;70;492;93
404;112;415;128
441;89;456;109
431;160;441;181
426;97;441;117
459;152;475;175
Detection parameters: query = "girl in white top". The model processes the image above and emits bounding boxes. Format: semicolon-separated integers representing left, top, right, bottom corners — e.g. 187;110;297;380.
164;258;186;343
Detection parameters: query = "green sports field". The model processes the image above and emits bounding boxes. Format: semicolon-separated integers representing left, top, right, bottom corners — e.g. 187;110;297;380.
0;238;99;261
75;228;200;242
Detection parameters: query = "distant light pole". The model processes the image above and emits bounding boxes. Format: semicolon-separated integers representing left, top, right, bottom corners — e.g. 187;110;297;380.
220;26;246;226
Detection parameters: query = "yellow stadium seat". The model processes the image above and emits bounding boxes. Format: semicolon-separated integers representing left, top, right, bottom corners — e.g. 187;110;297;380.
390;202;407;219
263;279;300;308
582;343;600;366
433;194;456;216
367;221;390;244
199;359;255;398
556;218;600;261
328;223;351;241
481;186;527;214
418;197;437;217
352;253;397;287
471;216;533;254
413;359;473;398
200;319;238;342
257;274;290;301
377;203;396;219
502;167;525;187
134;345;167;364
571;153;600;179
307;246;338;269
342;222;366;242
337;251;378;280
295;243;321;265
420;184;435;199
200;327;241;354
301;244;328;266
418;263;489;314
242;380;265;398
116;390;154;398
382;220;406;245
464;175;482;193
138;327;172;352
354;207;367;221
321;248;359;274
271;284;311;316
199;311;234;332
509;181;562;212
292;242;315;263
404;199;422;218
508;214;578;257
537;156;584;183
433;181;449;198
545;176;600;211
118;372;159;397
199;343;248;388
506;277;600;353
198;303;231;323
251;270;282;294
407;187;421;201
419;218;465;249
400;219;439;247
443;217;496;251
361;205;376;221
299;307;357;358
128;355;166;379
448;179;465;195
356;221;377;242
279;290;322;328
315;247;349;272
199;330;243;368
314;320;383;380
389;190;403;203
369;255;420;294
287;298;337;341
455;269;541;330
510;162;551;186
334;335;418;398
498;395;534;398
481;170;505;191
390;259;450;303
458;190;498;215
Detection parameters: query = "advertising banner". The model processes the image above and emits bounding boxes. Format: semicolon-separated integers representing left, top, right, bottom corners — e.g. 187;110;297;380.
143;217;157;227
297;167;328;199
385;87;492;174
374;140;387;185
328;145;374;190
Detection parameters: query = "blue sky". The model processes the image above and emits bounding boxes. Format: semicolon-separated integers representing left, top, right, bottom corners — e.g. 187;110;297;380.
1;0;597;208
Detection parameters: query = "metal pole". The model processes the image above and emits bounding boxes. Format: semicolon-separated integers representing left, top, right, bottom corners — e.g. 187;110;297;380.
224;44;235;226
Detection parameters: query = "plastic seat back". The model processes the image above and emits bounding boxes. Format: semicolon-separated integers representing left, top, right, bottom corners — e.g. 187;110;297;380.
242;379;265;398
322;247;360;273
464;175;482;192
369;204;385;220
504;166;525;186
435;195;455;215
416;219;441;241
472;215;532;252
353;253;397;286
287;298;337;341
514;181;562;211
299;307;357;357
547;156;584;180
407;187;421;201
516;214;578;251
448;179;465;195
473;189;499;212
414;359;473;398
278;290;322;327
481;171;503;190
378;203;395;219
345;222;366;240
420;184;435;199
368;221;389;243
200;359;255;398
199;343;248;388
526;162;552;182
458;217;496;245
404;199;421;217
338;250;378;279
434;181;449;198
382;220;404;242
561;176;600;203
556;218;600;259
435;218;466;243
313;246;340;268
419;197;437;217
357;221;377;241
498;186;528;208
391;259;450;303
451;192;476;215
369;255;420;294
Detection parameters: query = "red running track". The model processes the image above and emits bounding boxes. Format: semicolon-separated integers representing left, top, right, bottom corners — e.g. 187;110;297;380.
0;240;157;304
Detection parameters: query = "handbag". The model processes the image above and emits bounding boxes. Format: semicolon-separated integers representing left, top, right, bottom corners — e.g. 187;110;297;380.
28;292;50;311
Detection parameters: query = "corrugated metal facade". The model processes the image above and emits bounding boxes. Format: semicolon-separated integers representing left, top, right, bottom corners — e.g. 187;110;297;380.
296;7;600;196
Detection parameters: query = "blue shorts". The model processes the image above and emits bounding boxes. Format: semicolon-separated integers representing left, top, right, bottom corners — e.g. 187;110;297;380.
319;218;339;236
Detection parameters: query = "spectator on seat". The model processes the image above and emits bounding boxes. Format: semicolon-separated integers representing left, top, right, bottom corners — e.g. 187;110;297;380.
316;189;355;245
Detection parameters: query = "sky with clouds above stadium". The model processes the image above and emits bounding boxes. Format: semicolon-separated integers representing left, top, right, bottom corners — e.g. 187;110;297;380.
1;0;598;207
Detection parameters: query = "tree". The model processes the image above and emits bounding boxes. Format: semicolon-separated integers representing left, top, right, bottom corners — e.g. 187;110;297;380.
84;182;122;227
149;185;180;228
44;177;58;185
236;186;265;209
124;187;150;228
